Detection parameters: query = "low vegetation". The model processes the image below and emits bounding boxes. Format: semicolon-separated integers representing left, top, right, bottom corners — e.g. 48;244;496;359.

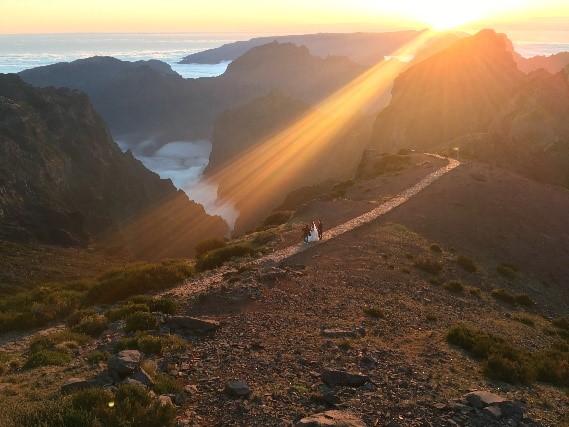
443;280;464;293
124;312;159;333
8;384;176;427
329;179;355;198
447;324;569;386
497;262;518;279
195;243;255;271
258;211;294;229
373;153;412;176
413;256;443;275
194;238;227;259
71;314;109;337
456;254;477;272
24;331;89;370
363;307;385;319
491;288;534;307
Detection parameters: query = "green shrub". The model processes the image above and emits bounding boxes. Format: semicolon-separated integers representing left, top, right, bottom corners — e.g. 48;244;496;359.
456;254;477;272
426;314;437;322
446;324;569;386
105;303;150;321
24;349;70;369
372;154;411;177
329;179;355;198
195;243;255;272
443;280;464;293
260;211;293;228
147;298;178;315
138;335;164;355
250;230;279;247
194;238;226;259
513;315;535;327
86;350;110;364
491;288;517;304
515;293;534;307
13;384;176;427
85;260;194;305
491;288;533;307
497;263;518;279
364;307;385;318
71;314;109;337
66;308;99;327
469;287;481;297
152;373;183;395
114;336;140;352
124;312;159;333
413;256;443;275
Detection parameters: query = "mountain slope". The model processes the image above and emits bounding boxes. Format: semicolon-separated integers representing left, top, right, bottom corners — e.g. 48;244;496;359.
0;74;227;258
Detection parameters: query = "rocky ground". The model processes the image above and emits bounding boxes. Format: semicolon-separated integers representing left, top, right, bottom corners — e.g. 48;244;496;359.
0;154;568;426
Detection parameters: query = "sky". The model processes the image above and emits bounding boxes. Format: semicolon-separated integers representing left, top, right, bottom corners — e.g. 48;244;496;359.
1;0;569;35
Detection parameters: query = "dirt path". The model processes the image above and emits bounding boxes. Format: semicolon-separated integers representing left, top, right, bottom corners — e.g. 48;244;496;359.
167;155;459;297
0;156;458;350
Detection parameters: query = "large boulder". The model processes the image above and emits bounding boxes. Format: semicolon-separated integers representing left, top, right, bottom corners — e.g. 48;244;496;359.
107;350;143;378
321;370;370;387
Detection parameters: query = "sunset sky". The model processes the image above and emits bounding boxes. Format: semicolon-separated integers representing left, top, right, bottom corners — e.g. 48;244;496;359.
1;0;569;35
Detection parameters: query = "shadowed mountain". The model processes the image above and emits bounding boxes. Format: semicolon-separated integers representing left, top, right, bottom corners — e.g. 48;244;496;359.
514;51;569;74
206;90;373;233
0;74;227;258
180;31;427;66
19;45;368;148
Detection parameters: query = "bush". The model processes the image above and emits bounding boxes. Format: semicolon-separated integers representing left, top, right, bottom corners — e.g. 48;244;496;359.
84;260;194;305
513;315;535;327
124;296;178;315
86;350;110;364
429;244;442;253
194;238;226;259
71;314;109;337
329;179;355;198
138;335;164;355
67;308;99;327
443;280;464;293
24;349;70;369
413;256;443;275
497;263;518;279
446;324;569;386
124;312;159;333
456;254;477;272
250;230;279;247
372;154;411;176
491;288;533;307
195;243;255;272
553;317;569;331
260;211;293;228
105;303;150;321
12;384;176;427
363;307;385;318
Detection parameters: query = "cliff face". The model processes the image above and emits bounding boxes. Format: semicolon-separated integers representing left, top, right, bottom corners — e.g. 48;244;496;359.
0;74;227;257
369;31;569;188
514;51;569;74
206;90;373;233
370;30;526;153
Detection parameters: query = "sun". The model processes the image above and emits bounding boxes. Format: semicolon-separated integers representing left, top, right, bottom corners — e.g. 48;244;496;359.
389;0;535;31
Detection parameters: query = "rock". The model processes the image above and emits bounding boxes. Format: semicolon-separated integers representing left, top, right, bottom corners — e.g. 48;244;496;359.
256;267;288;282
107;350;143;378
484;405;502;418
465;391;506;409
61;378;91;394
296;410;366;427
496;400;524;420
122;378;147;388
164;315;220;333
224;380;252;398
158;395;174;406
173;392;186;405
184;384;198;395
130;367;154;387
321;370;370;387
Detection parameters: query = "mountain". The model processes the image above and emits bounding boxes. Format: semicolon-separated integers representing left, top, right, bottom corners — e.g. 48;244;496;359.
514;51;569;74
207;90;373;233
0;74;227;258
19;45;368;149
369;29;569;187
179;31;427;66
370;29;525;154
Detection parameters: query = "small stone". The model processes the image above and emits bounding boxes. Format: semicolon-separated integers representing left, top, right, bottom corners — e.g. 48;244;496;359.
129;367;154;387
107;350;143;378
158;395;173;406
321;370;370;387
296;410;366;427
224;380;252;398
465;391;506;409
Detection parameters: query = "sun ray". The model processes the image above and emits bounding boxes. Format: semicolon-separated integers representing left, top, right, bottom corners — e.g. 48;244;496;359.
205;30;439;231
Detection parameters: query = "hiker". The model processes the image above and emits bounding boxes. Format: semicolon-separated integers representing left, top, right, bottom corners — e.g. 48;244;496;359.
302;224;311;243
317;219;323;240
